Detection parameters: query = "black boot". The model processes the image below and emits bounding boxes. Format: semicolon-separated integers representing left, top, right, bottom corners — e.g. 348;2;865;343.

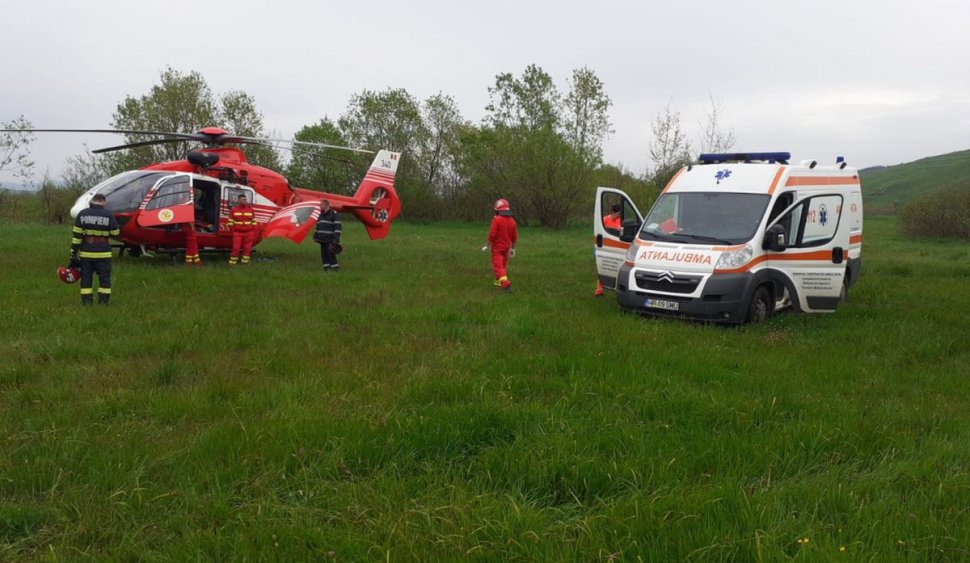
98;294;110;306
81;295;93;306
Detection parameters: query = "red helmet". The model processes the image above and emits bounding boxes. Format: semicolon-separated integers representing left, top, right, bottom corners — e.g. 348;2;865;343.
494;198;510;212
58;266;80;284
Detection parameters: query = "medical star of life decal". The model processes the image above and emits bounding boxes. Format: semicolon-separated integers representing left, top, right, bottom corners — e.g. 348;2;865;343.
819;204;828;226
715;169;732;184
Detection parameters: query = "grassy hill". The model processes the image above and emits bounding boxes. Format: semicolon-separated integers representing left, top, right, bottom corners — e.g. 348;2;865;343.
2;220;970;560
860;149;970;214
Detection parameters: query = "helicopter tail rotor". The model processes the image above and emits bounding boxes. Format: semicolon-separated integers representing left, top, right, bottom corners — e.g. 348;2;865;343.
343;150;402;240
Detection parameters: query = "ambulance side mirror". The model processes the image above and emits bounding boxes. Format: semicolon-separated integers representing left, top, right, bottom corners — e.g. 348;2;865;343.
763;224;788;251
620;219;640;243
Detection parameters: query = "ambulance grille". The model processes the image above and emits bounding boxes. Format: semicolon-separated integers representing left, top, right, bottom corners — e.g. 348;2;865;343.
634;272;702;294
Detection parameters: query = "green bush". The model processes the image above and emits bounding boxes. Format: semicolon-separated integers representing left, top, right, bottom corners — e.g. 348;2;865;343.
0;184;82;225
39;181;83;224
0;190;45;223
898;183;970;240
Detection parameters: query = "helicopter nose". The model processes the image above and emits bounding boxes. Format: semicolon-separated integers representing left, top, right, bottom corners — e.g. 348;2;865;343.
70;191;96;219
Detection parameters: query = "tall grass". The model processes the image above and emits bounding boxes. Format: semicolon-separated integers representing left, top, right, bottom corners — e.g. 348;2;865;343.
2;218;970;560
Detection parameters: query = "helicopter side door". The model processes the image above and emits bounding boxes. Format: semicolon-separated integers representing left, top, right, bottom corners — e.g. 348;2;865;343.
136;174;195;227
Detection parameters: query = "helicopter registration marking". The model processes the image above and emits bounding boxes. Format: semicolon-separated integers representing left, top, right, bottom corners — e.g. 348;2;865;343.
158;209;175;223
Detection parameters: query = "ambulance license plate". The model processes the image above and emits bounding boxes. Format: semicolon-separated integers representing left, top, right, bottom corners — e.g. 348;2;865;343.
645;298;679;311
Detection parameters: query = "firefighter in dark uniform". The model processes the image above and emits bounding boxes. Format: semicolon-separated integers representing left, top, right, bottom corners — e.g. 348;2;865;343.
313;199;342;271
70;193;120;305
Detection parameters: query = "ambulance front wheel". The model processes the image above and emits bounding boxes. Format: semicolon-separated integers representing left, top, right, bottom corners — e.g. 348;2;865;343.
746;286;771;324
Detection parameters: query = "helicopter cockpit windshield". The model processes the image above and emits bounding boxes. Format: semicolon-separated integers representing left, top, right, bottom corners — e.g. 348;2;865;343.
95;171;175;214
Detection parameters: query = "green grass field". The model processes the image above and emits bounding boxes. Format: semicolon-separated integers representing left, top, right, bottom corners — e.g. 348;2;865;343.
2;218;970;561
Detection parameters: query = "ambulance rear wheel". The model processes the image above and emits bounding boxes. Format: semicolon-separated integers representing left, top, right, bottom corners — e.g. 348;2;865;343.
746;286;771;324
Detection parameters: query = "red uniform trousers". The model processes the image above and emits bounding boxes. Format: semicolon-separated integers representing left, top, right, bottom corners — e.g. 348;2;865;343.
182;223;200;264
231;230;255;262
491;247;510;280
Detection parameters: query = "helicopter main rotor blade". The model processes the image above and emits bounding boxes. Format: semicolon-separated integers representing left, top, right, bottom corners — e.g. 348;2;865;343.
1;128;379;158
289;139;375;155
0;128;204;140
92;138;191;154
231;135;375;155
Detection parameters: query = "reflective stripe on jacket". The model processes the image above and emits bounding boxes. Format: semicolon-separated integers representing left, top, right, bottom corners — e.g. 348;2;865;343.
72;205;120;260
227;204;258;232
313;209;342;243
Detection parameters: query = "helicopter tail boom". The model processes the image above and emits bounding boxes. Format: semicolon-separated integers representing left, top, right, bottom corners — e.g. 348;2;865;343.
281;150;402;241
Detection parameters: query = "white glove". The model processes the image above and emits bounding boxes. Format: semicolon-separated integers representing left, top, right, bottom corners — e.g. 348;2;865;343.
510;248;516;258
481;245;489;252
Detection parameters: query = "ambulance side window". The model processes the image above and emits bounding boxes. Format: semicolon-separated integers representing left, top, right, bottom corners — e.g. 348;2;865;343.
600;192;621;235
768;193;793;223
622;200;640;224
767;193;794;241
777;195;843;248
600;192;640;235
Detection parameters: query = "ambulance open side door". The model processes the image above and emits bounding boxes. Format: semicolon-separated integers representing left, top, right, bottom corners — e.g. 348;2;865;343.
764;193;849;312
594;187;642;291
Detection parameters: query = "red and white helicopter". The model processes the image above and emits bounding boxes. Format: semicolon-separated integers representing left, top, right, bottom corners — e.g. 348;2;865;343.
11;127;401;256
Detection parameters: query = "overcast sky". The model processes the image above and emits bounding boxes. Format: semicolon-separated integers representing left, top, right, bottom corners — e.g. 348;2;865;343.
2;0;968;186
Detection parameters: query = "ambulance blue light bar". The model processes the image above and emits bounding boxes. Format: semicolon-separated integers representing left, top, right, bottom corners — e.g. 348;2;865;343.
698;152;791;164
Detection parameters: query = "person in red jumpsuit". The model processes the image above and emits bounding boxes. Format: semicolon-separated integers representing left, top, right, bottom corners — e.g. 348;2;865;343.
596;204;623;296
484;198;517;292
227;194;257;265
181;222;201;266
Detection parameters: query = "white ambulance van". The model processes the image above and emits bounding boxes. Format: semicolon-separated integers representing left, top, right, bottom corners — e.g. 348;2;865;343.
594;152;863;324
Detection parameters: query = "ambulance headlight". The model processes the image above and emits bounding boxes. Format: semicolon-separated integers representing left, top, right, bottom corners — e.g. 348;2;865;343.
715;244;753;270
625;243;638;263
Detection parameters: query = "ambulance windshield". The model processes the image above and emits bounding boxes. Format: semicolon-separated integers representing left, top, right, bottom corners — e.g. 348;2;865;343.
640;192;770;245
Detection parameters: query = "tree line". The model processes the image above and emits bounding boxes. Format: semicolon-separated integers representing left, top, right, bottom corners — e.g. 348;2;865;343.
1;66;736;226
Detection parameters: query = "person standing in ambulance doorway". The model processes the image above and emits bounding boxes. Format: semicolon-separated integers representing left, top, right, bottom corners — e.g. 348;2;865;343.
70;193;120;305
595;203;623;297
313;199;342;272
227;194;257;266
483;198;517;292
